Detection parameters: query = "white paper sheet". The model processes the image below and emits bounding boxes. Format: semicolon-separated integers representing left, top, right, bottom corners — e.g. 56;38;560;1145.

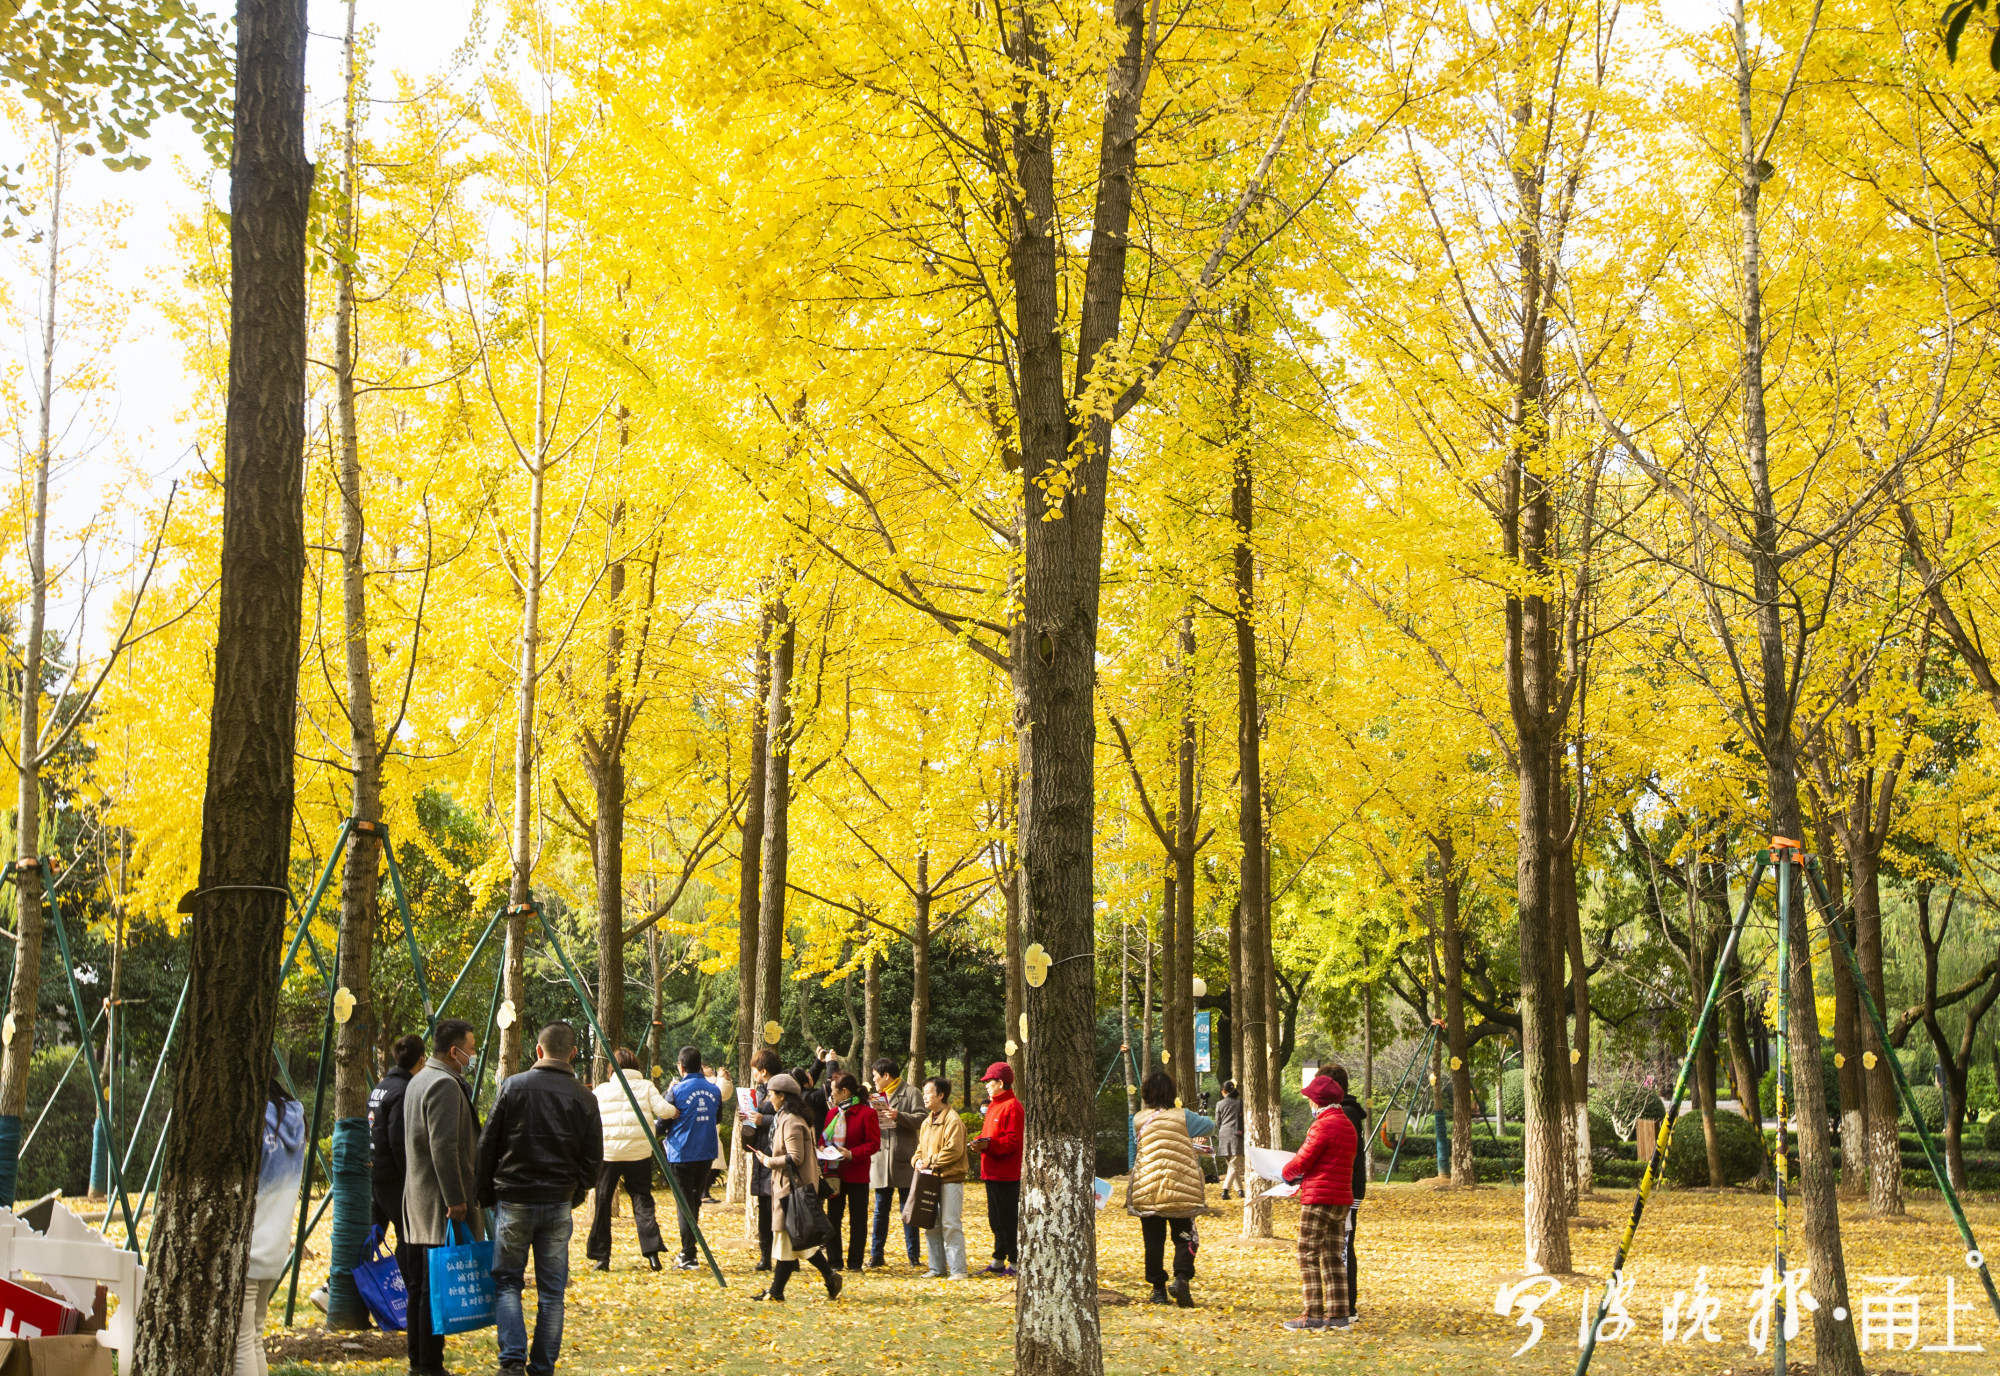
1258;1180;1300;1200
736;1087;757;1117
1246;1145;1295;1183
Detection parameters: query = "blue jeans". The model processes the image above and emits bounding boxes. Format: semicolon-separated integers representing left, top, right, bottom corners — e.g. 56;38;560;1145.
492;1201;573;1375
871;1182;919;1263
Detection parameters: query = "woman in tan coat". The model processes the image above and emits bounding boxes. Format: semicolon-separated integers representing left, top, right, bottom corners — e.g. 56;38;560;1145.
752;1074;844;1302
909;1076;970;1279
1125;1070;1216;1307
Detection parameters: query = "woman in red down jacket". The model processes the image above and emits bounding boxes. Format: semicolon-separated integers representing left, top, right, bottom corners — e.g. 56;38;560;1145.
1281;1073;1358;1332
823;1072;881;1271
972;1062;1023;1276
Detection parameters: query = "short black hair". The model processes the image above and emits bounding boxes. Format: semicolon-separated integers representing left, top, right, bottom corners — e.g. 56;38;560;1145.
1222;1080;1239;1096
1141;1070;1178;1110
925;1075;951;1102
392;1034;426;1072
872;1057;900;1079
679;1045;703;1074
752;1047;783;1074
832;1071;861;1096
1326;1064;1349;1089
790;1064;820;1087
538;1022;577;1061
433;1018;475;1057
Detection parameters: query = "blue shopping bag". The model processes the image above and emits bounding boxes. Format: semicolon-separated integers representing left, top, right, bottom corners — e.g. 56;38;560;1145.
427;1220;496;1335
354;1225;408;1331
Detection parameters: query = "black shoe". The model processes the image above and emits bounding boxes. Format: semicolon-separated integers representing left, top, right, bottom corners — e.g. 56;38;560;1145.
755;1260;773;1272
846;1265;864;1274
590;1259;609;1272
647;1253;662;1272
1170;1279;1194;1309
496;1365;527;1376
865;1257;886;1269
752;1287;784;1301
826;1269;844;1300
675;1255;699;1271
1146;1284;1170;1305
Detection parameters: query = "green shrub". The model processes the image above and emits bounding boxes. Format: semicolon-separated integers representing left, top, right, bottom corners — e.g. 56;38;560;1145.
1587;1105;1615;1150
1758;1046;1841;1121
1662;1109;1764;1187
1589;1080;1665;1140
1984;1112;2000;1153
1899;1085;1946;1134
1501;1069;1524;1121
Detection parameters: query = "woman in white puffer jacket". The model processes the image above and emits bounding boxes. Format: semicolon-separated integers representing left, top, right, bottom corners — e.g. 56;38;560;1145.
587;1048;674;1270
236;1075;307;1376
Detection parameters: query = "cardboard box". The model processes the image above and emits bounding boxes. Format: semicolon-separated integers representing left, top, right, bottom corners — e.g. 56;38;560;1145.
0;1336;112;1376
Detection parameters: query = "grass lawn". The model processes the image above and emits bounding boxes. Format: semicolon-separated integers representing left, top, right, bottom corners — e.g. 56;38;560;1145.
259;1179;2000;1374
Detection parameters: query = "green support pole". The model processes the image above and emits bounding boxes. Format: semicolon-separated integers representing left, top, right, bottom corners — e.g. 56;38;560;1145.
1575;852;1768;1376
532;903;727;1288
20;1008;105;1158
34;861;137;1245
1772;850;1793;1376
279;820;353;990
284;929;342;1326
1803;857;2000;1328
1382;1023;1438;1184
100;972;188;1232
1372;1023;1431;1182
137;1109;171;1261
378;832;434;1025
470;915;507;1109
431;906;504;1029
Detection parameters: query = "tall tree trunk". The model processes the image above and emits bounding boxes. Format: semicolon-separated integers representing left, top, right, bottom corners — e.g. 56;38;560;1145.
1732;5;1860;1363
587;496;630;1079
908;872;931;1081
1003;858;1023;1078
136;0;311;1361
750;603;794;1067
1849;845;1902;1215
1170;613;1197;1081
863;950;880;1071
735;609;771;1085
327;4;382;1322
1232;419;1273;1238
1435;838;1476;1185
1813;823;1867;1191
1138;903;1155;1076
0;124;61;1172
1559;781;1591;1198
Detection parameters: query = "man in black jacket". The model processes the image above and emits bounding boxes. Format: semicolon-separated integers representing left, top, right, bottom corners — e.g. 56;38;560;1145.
1327;1064;1367;1321
477;1022;602;1376
368;1034;427;1240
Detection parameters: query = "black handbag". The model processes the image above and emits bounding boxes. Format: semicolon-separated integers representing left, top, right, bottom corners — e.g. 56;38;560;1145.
784;1163;837;1250
901;1168;942;1231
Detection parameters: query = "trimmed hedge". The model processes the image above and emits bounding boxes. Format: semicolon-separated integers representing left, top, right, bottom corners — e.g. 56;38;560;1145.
1662;1109;1763;1187
1759;1046;1841;1120
1589;1081;1665;1140
1899;1085;1946;1134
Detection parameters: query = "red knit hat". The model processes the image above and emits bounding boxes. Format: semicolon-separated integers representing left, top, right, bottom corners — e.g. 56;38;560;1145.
1302;1073;1343;1107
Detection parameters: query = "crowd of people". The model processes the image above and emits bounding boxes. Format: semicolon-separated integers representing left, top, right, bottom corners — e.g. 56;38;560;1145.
234;1019;1365;1376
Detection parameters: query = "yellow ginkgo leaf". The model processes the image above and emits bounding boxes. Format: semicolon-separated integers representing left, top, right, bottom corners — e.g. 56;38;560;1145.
333;986;357;1024
1024;943;1052;988
764;1021;783;1045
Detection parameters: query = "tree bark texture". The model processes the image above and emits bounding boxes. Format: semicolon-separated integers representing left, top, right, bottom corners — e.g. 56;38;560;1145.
0;127;60;1140
908;872;931;1081
735;609;771;1085
1232;417;1273;1239
750;605;793;1066
135;2;311;1365
1008;0;1150;1364
1813;824;1867;1190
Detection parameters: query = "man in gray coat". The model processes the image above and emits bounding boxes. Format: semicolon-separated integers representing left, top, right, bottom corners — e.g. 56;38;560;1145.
866;1057;927;1268
403;1017;483;1376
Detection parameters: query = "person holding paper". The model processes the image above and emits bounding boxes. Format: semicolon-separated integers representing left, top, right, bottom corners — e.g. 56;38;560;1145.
751;1074;844;1302
1124;1070;1215;1308
1281;1072;1359;1332
866;1058;926;1268
821;1072;880;1270
741;1048;783;1270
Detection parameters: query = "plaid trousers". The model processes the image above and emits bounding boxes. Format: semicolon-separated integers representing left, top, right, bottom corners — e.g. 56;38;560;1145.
1298;1203;1350;1322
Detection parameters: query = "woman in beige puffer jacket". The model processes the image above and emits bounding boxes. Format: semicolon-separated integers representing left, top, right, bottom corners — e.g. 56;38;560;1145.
1125;1070;1216;1307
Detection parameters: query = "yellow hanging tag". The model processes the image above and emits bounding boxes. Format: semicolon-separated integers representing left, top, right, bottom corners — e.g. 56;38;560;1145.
1862;1051;1878;1070
1450;1056;1463;1071
333;987;357;1024
1018;1013;1028;1044
496;999;517;1030
1024;944;1052;988
764;1021;783;1045
1833;1052;1845;1069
